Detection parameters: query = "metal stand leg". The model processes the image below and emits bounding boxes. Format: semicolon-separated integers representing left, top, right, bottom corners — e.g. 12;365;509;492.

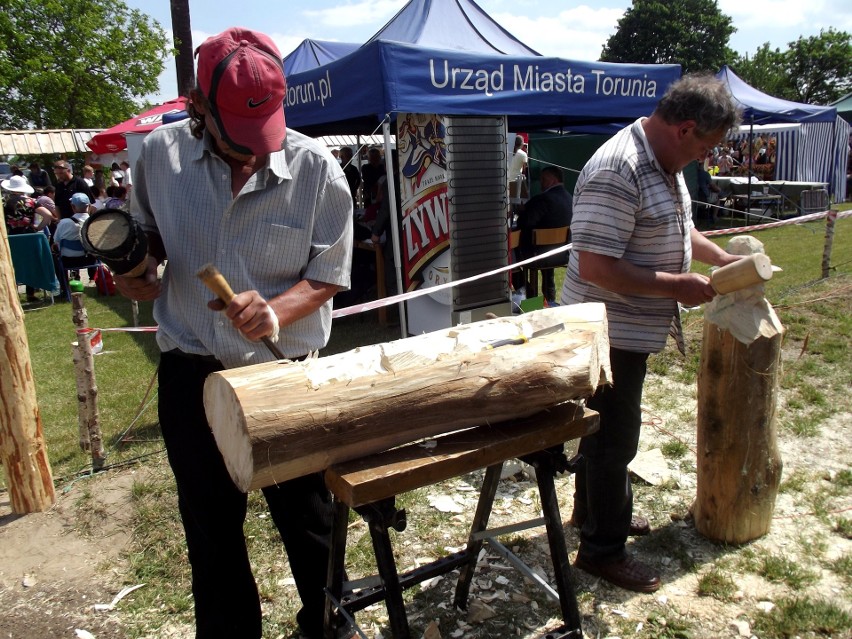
362;499;410;639
324;499;351;639
531;452;583;635
454;462;503;609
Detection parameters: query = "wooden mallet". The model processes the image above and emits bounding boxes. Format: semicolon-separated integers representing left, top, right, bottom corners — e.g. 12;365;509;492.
709;253;775;294
196;263;287;360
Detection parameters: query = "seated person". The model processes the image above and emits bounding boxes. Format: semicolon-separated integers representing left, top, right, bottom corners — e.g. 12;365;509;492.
52;192;97;293
513;165;573;303
695;162;721;222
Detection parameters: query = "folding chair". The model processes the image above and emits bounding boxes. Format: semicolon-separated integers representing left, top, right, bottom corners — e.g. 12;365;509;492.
525;226;570;301
56;238;107;302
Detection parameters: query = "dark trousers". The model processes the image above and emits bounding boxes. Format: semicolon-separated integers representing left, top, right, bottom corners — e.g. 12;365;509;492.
573;347;649;561
158;350;336;639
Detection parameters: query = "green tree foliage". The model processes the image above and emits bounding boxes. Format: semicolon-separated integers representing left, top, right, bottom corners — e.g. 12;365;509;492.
730;43;788;99
784;29;851;105
732;29;851;105
600;0;736;73
0;0;170;130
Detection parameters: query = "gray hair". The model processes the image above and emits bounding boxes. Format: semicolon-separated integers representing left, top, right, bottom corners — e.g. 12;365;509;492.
655;73;740;137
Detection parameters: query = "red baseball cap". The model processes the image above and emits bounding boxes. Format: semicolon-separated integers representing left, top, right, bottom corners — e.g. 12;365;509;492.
195;27;286;155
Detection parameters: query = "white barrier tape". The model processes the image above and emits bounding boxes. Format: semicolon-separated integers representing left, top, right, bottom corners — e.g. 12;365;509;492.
92;209;849;328
331;242;572;319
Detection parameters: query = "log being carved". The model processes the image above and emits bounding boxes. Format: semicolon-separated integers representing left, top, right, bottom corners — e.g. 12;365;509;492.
695;236;784;544
204;304;610;491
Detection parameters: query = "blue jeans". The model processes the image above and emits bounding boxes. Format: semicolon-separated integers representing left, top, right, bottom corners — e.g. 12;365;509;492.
573;347;649;561
158;350;335;639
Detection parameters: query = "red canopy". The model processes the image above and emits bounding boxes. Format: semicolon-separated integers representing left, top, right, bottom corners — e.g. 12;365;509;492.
87;98;188;155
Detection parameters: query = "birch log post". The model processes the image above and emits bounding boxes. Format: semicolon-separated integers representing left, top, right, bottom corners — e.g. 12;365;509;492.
72;328;105;470
204;304;611;491
0;226;56;513
694;236;784;544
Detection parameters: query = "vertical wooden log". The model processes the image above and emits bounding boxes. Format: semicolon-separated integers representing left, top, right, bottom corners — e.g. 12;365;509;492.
694;236;783;544
821;210;837;279
72;329;105;470
0;226;56;513
71;291;88;329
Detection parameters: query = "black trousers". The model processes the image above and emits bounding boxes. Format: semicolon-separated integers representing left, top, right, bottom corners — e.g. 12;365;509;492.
573;347;649;562
158;350;336;639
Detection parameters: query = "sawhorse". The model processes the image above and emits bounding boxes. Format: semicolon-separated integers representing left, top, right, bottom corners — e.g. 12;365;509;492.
323;401;599;639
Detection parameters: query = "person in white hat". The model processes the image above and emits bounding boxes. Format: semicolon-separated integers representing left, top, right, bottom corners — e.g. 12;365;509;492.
3;174;37;235
3;174;41;301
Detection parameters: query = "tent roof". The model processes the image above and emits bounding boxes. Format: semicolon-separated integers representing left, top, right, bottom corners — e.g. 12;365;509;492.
284;40;679;136
0;129;101;156
283;39;360;76
830;92;852;123
366;0;538;55
716;65;836;124
86;98;188;155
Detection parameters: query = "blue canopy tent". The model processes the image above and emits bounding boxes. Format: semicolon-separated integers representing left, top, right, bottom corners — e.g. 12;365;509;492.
716;65;849;201
283;0;680;334
283;39;360;76
285;41;679;136
283;0;680;136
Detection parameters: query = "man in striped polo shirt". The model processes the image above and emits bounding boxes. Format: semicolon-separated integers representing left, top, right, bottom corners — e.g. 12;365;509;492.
563;74;742;593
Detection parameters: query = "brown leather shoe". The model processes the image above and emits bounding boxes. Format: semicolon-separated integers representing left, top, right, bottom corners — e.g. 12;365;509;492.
574;554;661;593
569;513;651;537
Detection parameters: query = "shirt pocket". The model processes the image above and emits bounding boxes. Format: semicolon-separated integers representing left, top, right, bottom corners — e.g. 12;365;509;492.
253;222;310;277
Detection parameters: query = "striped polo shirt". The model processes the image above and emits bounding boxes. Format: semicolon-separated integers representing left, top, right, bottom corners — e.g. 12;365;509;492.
561;118;692;353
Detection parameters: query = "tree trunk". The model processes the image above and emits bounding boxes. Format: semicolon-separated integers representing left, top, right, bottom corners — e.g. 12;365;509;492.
170;0;195;97
694;236;784;543
0;227;55;513
204;304;610;491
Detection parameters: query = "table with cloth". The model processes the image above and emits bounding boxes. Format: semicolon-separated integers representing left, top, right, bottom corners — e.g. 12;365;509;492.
9;232;60;296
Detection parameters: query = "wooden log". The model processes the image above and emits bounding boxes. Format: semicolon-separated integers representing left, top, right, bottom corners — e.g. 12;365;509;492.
0;226;56;513
822;209;837;279
204;304;610;491
694;236;783;544
72;329;105;470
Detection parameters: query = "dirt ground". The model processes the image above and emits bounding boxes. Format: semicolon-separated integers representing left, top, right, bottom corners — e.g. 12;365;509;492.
0;380;850;639
0;470;139;639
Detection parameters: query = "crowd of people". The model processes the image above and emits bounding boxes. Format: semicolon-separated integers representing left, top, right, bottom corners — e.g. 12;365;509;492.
3;158;133;302
702;134;777;179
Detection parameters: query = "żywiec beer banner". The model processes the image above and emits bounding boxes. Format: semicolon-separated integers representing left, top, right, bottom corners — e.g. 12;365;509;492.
397;113;450;294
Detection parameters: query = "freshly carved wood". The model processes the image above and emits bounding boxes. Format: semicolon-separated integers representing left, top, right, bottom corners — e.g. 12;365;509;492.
0;227;55;513
204;304;610;491
694;236;784;544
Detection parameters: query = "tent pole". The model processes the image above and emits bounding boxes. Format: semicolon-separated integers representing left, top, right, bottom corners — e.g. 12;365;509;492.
383;118;407;337
747;116;754;214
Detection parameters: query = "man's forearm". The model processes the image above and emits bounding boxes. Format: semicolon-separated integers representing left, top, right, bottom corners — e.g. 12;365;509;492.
268;279;341;329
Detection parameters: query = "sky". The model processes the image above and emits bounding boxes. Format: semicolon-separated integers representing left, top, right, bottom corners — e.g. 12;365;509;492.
126;0;852;104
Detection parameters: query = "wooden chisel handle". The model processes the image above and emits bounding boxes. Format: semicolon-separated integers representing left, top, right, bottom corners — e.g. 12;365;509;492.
196;263;287;360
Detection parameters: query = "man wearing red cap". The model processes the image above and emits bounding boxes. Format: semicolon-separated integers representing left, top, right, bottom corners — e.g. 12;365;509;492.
114;27;354;639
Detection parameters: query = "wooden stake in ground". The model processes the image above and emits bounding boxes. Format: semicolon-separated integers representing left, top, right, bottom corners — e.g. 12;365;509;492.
72;325;105;470
204;304;611;491
694;236;784;544
0;226;56;513
822;209;837;279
